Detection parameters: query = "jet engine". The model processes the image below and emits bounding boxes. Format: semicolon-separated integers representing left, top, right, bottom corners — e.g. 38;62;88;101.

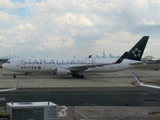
55;68;70;76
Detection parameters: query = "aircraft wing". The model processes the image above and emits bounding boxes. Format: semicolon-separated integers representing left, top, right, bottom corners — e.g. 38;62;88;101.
0;79;19;92
69;52;128;71
132;72;160;89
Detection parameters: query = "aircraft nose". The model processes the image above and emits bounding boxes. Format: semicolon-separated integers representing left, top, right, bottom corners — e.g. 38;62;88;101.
2;63;6;68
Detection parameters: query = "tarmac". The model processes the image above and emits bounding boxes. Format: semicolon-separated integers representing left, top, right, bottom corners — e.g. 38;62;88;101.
0;106;159;120
0;68;160;88
58;106;160;120
0;68;160;120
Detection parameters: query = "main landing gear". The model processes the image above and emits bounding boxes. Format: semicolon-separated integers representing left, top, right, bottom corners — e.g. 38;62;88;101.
13;73;16;78
72;74;84;79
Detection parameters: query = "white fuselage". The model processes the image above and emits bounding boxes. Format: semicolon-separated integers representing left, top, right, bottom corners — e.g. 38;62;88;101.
2;58;141;73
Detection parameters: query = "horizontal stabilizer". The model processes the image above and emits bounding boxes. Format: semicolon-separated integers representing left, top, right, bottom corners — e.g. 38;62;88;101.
88;55;92;58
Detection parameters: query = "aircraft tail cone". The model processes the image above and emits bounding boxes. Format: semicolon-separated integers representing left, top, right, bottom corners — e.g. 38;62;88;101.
125;97;129;106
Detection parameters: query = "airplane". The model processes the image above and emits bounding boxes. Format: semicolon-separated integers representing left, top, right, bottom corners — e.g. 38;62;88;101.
2;36;149;79
0;79;19;92
132;72;160;89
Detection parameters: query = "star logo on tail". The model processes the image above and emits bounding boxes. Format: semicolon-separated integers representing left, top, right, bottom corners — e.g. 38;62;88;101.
132;48;141;57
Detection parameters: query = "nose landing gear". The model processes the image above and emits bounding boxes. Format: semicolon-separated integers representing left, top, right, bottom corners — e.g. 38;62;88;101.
13;73;16;78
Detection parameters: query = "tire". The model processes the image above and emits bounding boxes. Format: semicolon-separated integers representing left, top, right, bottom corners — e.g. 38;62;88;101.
80;75;84;78
72;74;76;78
76;75;80;78
13;74;16;78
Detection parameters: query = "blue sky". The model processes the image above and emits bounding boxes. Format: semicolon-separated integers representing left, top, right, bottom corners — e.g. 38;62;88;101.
0;0;160;58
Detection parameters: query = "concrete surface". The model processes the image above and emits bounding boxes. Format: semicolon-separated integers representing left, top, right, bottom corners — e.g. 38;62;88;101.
0;68;160;120
0;106;159;120
0;68;160;88
58;106;160;120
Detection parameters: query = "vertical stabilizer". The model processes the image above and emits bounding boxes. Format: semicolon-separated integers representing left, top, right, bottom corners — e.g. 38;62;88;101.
125;36;149;61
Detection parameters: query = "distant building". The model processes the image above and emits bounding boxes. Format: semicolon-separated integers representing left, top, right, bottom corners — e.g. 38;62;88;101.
101;51;107;58
109;54;114;58
109;53;120;58
0;59;9;64
94;51;120;58
96;55;100;58
0;54;18;59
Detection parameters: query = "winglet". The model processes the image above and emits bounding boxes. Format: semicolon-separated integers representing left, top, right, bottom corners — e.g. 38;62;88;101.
132;72;144;85
0;79;19;92
115;52;128;64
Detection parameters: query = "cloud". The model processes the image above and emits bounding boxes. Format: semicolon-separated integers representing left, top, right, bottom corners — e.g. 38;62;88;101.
35;46;45;51
0;0;160;58
0;11;10;20
0;0;15;8
0;35;6;41
55;12;94;27
136;19;158;25
14;23;36;31
93;31;143;55
42;35;75;48
14;24;25;31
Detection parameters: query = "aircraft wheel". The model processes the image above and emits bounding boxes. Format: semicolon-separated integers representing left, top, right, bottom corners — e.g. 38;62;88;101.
13;73;16;78
80;75;84;78
76;74;80;78
72;74;76;78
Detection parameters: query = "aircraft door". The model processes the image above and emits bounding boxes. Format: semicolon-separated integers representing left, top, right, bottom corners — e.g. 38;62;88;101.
16;60;20;67
109;66;115;72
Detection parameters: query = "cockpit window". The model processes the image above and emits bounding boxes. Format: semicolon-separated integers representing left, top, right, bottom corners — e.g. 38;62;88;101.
6;61;11;64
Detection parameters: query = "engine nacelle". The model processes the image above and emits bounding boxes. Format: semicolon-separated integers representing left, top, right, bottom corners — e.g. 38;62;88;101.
56;68;70;76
